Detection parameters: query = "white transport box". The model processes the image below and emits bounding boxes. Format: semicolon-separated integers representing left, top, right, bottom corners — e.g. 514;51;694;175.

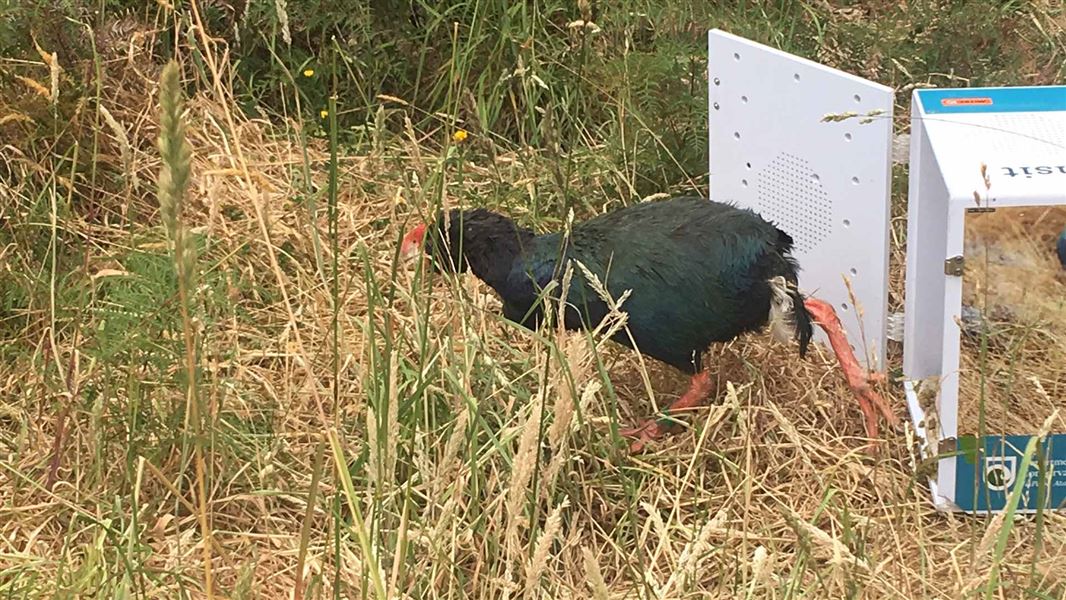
709;28;1066;514
902;86;1066;513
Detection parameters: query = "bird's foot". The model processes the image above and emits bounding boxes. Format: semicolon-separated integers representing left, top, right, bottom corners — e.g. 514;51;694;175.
619;419;667;453
803;297;899;449
620;413;688;453
620;369;721;453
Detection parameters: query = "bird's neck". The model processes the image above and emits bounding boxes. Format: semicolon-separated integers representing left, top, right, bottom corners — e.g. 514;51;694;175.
464;225;536;292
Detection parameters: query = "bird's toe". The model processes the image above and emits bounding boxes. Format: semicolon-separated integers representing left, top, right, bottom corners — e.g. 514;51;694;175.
620;419;664;453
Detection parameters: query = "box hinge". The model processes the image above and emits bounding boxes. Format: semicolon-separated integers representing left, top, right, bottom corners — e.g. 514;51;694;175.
944;255;964;276
938;437;957;455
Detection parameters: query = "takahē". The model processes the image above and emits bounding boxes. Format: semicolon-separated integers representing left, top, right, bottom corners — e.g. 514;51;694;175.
402;196;897;450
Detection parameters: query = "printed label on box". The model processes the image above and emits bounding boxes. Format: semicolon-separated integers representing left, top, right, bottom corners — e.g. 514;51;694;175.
955;434;1066;512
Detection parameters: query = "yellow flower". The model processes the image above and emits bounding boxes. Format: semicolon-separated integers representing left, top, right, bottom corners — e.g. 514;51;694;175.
320;109;329;119
303;68;315;77
452;129;468;143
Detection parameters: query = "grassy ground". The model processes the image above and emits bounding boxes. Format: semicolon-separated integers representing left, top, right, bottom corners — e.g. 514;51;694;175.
958;206;1066;436
1;1;1065;598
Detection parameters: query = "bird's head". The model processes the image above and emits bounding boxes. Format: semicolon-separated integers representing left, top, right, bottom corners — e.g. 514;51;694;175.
401;209;472;275
401;208;532;283
400;222;430;262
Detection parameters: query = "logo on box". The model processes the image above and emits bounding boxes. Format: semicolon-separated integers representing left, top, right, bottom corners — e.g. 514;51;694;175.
984;456;1018;491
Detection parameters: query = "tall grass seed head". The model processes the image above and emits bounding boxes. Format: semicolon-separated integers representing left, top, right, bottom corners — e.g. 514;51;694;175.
157;60;192;241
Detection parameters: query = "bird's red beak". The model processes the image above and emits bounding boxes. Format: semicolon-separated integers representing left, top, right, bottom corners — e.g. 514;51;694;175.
401;223;427;259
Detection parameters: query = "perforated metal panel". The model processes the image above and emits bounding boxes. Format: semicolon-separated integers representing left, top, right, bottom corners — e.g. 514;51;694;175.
708;30;894;369
755;152;832;254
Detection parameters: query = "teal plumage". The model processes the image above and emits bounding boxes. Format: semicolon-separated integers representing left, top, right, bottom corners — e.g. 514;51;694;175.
414;196;813;374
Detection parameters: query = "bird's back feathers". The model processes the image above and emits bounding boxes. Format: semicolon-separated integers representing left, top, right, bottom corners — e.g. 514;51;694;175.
487;196;813;372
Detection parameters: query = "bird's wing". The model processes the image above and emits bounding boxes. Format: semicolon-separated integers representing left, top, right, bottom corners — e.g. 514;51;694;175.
571;205;787;297
562;203;800;370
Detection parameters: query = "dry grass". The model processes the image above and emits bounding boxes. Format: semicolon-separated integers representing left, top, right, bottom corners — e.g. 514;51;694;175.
2;26;1065;600
959;206;1066;436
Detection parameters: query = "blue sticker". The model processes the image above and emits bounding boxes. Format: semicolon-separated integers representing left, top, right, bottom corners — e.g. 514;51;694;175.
918;86;1066;114
954;433;1066;513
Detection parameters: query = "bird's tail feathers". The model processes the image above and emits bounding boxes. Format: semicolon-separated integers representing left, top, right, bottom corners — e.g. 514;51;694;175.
767;276;813;358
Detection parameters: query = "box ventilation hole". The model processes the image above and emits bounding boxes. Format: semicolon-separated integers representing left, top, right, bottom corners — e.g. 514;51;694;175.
755;152;832;253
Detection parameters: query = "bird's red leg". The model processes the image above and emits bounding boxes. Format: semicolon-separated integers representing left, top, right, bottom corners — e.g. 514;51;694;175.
621;352;745;453
803;297;898;445
620;370;717;453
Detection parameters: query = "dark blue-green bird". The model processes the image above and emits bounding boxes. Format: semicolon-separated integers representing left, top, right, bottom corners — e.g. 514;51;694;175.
403;196;895;450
